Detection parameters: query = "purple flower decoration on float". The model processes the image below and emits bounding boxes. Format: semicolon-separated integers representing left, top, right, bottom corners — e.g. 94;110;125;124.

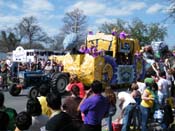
112;31;117;36
119;31;130;39
88;31;93;35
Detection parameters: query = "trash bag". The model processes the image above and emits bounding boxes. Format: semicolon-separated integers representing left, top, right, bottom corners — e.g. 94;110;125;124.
63;33;78;50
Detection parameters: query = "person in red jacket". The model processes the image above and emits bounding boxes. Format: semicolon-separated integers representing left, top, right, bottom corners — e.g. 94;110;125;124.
66;74;85;99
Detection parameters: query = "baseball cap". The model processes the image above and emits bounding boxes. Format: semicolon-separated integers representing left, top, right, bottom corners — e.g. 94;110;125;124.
144;78;155;84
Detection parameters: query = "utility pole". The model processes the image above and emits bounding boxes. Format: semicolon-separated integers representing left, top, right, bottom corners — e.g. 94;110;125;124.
72;15;79;33
75;15;77;33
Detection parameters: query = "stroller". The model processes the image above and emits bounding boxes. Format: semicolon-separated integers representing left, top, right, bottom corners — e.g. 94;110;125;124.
153;99;174;130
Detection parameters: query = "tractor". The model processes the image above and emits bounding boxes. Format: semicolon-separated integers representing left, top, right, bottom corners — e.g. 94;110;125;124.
8;70;51;98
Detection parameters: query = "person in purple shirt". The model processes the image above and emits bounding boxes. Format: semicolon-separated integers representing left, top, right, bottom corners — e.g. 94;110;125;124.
79;44;90;54
78;80;109;131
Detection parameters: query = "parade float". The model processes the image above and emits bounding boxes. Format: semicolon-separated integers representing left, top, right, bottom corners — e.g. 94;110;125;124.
141;41;175;73
49;31;145;92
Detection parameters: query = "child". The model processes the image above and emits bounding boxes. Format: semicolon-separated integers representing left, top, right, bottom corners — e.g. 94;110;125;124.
130;82;141;130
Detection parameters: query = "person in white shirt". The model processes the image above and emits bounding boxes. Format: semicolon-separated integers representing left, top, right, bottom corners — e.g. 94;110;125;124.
165;68;175;97
117;91;136;131
136;78;146;95
44;61;52;74
157;71;169;106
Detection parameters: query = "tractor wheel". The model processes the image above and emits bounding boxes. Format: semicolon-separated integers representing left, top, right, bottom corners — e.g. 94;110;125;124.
28;86;39;98
9;84;21;96
50;72;57;79
51;73;69;94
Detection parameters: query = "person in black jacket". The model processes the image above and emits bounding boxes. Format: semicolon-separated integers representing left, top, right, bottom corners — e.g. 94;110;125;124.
0;111;9;130
45;93;74;131
62;85;83;130
161;98;174;130
15;111;32;131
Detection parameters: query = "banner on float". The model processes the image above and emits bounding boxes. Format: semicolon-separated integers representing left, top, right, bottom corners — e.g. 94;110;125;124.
116;65;135;84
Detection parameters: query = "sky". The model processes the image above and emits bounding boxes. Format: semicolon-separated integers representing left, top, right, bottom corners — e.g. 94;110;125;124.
0;0;175;48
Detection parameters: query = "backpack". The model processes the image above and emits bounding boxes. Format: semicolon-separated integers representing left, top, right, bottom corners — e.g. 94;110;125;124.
0;107;17;131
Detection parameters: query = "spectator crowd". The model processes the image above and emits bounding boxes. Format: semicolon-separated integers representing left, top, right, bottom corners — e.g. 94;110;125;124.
0;51;175;131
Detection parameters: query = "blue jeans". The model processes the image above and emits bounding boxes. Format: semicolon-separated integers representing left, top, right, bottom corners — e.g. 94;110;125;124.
140;105;151;131
132;105;141;129
158;91;168;106
121;104;136;131
106;115;113;131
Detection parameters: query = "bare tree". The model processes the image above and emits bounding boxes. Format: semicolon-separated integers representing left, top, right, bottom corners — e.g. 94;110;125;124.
61;8;87;46
50;34;64;50
22;42;45;49
18;16;50;48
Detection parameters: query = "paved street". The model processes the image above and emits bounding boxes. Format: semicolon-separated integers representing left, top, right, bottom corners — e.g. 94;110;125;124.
3;89;29;112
